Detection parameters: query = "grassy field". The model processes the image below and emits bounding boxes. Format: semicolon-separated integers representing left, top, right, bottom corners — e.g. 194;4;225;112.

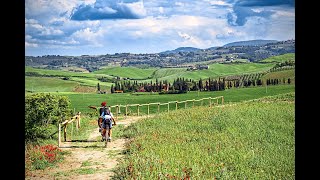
138;62;275;83
25;76;79;92
25;67;114;92
152;68;187;79
113;92;295;179
262;69;295;83
47;84;295;115
93;66;157;79
25;58;274;89
25;54;288;92
260;53;295;63
25;66;98;78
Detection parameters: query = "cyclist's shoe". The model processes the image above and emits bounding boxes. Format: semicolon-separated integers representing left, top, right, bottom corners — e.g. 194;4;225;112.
107;137;111;142
99;128;101;132
101;136;106;142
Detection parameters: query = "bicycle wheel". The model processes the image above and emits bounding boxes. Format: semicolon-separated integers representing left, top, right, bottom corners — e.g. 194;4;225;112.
105;126;109;147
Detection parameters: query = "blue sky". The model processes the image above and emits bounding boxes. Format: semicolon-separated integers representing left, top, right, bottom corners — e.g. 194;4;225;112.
25;0;295;56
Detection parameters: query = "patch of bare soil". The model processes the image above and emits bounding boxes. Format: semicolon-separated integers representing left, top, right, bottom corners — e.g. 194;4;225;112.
73;85;96;93
26;115;149;180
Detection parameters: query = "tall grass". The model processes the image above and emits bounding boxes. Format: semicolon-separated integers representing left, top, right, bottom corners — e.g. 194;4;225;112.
113;93;295;179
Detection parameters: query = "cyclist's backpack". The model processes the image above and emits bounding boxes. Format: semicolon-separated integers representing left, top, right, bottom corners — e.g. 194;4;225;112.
101;107;111;124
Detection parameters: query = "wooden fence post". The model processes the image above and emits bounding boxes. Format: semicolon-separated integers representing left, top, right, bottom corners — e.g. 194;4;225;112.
116;105;119;120
126;105;128;118
222;96;224;105
58;124;61;147
147;104;150;117
209;97;212;107
216;98;218;106
78;112;81;128
185;101;187;109
167;103;170;113
158;103;160;113
75;116;79;131
71;121;73;139
193;99;195;107
201;99;203;106
64;124;67;142
76;113;81;129
137;105;140;116
176;101;178;110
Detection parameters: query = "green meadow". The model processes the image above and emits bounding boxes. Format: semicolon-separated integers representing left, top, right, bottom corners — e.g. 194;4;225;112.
25;57;278;93
93;66;157;79
138;62;275;83
262;69;295;82
260;53;295;63
25;76;79;92
113;93;295;179
50;84;294;115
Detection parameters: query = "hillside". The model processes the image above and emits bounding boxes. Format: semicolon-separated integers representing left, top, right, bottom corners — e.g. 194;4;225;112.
223;39;278;47
25;39;295;70
260;53;295;63
25;52;296;94
160;47;201;54
113;93;294;179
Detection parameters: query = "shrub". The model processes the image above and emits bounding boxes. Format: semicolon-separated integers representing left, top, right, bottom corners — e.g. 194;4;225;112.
25;93;73;142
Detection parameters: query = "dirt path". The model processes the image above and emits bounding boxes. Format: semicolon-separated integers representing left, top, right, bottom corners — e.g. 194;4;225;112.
27;115;149;180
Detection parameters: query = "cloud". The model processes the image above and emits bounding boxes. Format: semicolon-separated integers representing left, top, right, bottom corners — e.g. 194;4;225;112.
227;0;294;26
25;42;39;48
25;19;65;40
235;0;295;7
70;0;146;20
228;6;274;26
71;27;105;46
25;0;295;56
25;0;78;23
205;0;232;7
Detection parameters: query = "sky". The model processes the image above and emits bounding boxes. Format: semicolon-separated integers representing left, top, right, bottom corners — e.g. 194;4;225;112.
25;0;295;56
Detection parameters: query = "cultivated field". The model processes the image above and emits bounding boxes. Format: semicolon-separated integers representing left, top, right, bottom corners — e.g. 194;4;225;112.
25;55;281;93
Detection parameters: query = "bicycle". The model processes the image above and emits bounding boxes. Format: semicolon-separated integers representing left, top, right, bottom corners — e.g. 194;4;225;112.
99;117;114;147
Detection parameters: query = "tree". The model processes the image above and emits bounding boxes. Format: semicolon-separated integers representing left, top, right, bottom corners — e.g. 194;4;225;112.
111;85;114;93
199;78;203;91
186;81;193;91
97;83;101;92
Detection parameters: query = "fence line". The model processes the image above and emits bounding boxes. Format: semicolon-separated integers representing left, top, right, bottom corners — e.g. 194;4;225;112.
58;112;81;147
59;96;224;146
109;96;224;119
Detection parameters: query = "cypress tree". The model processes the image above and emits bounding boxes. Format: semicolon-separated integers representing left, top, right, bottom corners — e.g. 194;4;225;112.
97;83;100;92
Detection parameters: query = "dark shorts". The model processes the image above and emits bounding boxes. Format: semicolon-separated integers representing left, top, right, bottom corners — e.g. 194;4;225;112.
102;119;112;129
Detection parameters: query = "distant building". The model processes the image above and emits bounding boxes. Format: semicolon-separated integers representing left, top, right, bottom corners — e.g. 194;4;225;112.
196;65;209;70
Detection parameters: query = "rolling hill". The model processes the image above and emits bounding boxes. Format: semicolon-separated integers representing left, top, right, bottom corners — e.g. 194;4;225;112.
223;39;278;47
